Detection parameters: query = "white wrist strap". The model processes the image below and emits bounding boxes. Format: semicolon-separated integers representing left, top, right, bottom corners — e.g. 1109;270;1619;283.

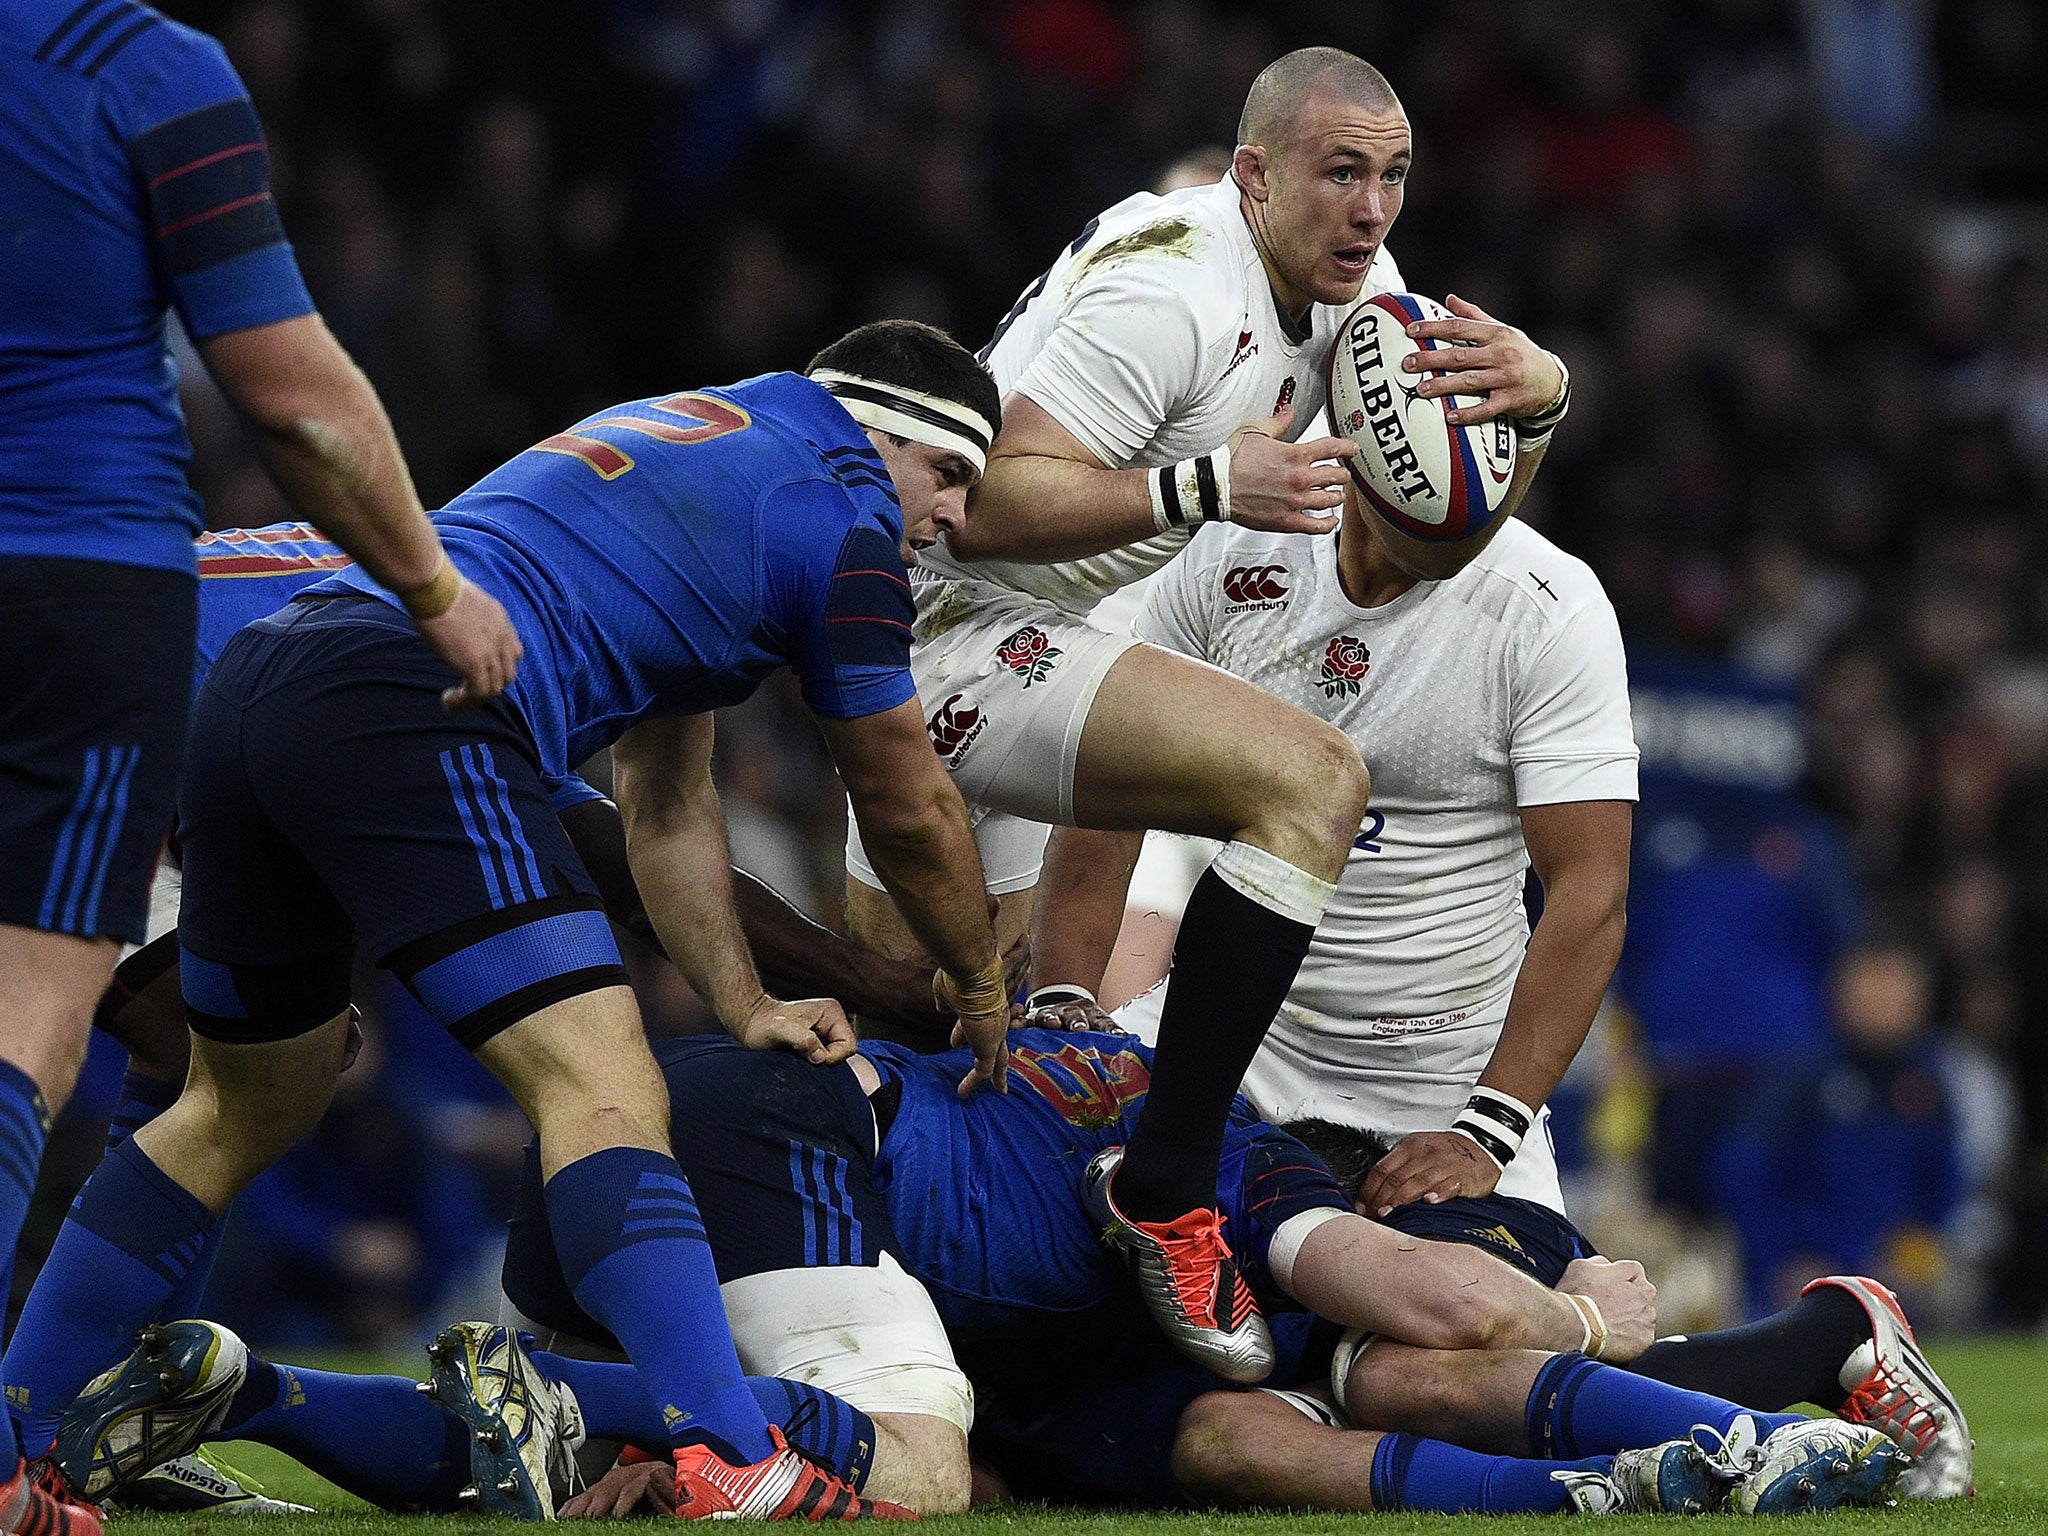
1027;984;1097;1011
1148;442;1231;534
1451;1086;1537;1169
1514;353;1571;446
1567;1291;1609;1359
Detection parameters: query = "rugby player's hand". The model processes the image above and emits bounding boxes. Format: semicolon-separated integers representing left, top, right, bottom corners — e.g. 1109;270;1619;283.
1559;1256;1657;1362
733;993;858;1065
1356;1128;1501;1217
1225;403;1357;534
560;1456;675;1519
417;577;523;710
1022;985;1120;1034
946;1001;1017;1099
1400;294;1566;428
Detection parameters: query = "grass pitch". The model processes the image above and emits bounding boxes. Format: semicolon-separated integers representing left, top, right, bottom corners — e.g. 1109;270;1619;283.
117;1336;2047;1533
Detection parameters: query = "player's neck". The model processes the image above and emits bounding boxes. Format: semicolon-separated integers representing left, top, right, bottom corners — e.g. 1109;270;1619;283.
1335;503;1423;608
1237;190;1314;330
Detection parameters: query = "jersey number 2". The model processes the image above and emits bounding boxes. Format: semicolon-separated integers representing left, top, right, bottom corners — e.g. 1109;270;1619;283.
532;393;751;479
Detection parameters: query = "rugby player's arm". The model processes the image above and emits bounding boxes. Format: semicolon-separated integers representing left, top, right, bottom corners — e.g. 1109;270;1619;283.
555;797;953;1030
1358;799;1631;1215
611;713;854;1062
1029;826;1145;997
199;314;520;704
1279;1211;1653;1359
817;700;1010;1089
952;395;1352;564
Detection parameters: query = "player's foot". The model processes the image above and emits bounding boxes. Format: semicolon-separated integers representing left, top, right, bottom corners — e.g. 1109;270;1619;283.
425;1321;585;1520
112;1449;314;1514
1804;1274;1974;1498
1081;1147;1273;1384
1;1457;103;1536
50;1319;248;1502
1729;1417;1908;1515
1607;1430;1744;1513
672;1428;915;1520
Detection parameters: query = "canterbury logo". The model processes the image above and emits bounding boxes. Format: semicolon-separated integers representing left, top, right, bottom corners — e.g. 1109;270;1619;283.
927;693;986;764
1222;564;1289;604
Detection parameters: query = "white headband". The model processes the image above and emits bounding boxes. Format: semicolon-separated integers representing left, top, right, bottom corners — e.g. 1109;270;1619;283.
810;369;993;474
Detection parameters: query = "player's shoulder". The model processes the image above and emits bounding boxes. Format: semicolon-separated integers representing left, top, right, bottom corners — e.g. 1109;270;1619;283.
1061;179;1248;327
78;6;241;112
1456;520;1617;635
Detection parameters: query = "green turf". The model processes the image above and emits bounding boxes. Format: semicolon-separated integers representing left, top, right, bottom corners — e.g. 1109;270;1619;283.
112;1336;2047;1531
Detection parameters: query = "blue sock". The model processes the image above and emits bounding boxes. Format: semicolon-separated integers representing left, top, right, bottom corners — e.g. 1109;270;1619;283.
1528;1352;1807;1459
222;1355;469;1511
94;1071;224;1321
0;1062;53;1467
1;1136;212;1459
532;1353;875;1488
102;1070;178;1154
1370;1431;1609;1513
544;1148;775;1464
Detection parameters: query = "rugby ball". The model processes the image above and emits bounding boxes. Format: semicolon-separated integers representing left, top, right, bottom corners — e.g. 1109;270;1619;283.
1327;292;1517;542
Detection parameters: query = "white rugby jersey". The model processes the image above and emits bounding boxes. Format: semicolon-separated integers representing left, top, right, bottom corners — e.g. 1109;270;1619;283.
1136;514;1637;1046
919;174;1402;613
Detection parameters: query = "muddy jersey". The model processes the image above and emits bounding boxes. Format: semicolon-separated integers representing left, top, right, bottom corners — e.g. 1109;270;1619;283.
918;174;1401;615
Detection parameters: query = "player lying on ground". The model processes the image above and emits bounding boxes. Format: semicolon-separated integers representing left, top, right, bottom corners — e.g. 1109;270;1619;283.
1165;1121;1971;1509
3;321;1016;1523
54;1029;1906;1518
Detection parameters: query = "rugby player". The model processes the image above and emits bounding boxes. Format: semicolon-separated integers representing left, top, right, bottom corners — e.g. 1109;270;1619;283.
2;9;521;1530
4;321;1012;1521
844;46;1571;1379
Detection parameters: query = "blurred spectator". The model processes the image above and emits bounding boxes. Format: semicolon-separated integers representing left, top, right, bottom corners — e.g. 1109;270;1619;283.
1714;940;1964;1320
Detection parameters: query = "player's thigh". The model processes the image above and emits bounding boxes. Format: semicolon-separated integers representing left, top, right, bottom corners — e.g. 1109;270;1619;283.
0;923;118;1104
1071;641;1367;838
0;556;194;949
847;799;1048;910
473;985;663;1171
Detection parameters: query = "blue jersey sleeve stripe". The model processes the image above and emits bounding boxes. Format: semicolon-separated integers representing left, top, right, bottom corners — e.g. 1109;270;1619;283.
78;11;160;76
132;99;289;278
35;0;114;59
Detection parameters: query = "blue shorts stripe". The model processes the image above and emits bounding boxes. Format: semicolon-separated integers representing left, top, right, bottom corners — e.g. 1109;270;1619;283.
792;1141;820;1266
830;1153;862;1265
58;745;127;931
179;949;247;1020
78;746;141;933
459;745;523;903
478;745;548;900
38;746;107;929
407;907;622;1025
441;746;508;907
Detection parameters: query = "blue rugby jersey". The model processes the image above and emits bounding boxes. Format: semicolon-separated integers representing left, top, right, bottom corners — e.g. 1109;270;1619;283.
865;1028;1349;1329
319;372;919;778
1;2;315;572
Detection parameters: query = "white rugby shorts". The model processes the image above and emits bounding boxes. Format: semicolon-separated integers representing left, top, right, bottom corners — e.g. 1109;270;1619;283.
846;579;1140;893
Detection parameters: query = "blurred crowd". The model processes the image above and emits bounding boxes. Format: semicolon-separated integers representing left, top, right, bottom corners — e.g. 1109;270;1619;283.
24;0;2045;1348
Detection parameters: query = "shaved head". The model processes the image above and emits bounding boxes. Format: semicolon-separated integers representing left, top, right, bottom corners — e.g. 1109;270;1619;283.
1238;47;1401;150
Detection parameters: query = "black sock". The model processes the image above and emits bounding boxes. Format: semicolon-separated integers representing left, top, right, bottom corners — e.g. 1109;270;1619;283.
1626;1284;1871;1411
1113;867;1318;1221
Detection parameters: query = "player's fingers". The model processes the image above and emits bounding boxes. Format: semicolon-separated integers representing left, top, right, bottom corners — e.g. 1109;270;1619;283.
1294;434;1360;462
1415;367;1512;399
1444;395;1517;427
1406;316;1497;346
440;682;476;711
1442;293;1501;325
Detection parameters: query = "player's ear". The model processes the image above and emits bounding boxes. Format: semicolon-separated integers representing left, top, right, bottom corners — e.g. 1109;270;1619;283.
1232;144;1271;201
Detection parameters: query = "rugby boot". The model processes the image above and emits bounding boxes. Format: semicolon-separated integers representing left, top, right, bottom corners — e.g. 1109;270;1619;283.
1606;1426;1747;1514
426;1321;585;1520
1804;1274;1973;1498
1729;1418;1909;1515
671;1427;915;1520
1082;1147;1273;1383
113;1449;314;1514
50;1319;247;1502
0;1458;102;1536
1546;1467;1624;1514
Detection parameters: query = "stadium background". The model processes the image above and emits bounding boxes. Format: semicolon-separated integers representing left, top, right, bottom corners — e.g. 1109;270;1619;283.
12;0;2048;1353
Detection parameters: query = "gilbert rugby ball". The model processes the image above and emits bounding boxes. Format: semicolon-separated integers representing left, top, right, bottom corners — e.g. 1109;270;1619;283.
1327;292;1516;542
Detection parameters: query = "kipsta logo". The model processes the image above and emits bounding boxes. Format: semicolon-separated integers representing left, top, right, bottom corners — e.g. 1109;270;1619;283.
927;693;986;764
1222;564;1290;611
1319;635;1370;697
996;625;1062;687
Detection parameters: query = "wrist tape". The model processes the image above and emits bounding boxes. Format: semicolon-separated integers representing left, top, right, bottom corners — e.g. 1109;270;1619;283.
1567;1291;1609;1359
1148;443;1231;534
1027;984;1096;1012
1451;1086;1536;1170
936;958;1008;1019
400;555;464;620
1513;354;1571;446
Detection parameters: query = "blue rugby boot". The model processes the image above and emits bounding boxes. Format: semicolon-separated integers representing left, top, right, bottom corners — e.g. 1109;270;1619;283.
424;1321;584;1520
50;1321;247;1502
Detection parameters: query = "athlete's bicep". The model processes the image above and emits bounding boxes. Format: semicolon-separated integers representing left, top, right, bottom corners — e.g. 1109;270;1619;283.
1510;590;1638;807
117;32;312;340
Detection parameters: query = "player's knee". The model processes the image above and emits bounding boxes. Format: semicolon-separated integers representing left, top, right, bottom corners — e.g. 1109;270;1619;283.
1170;1392;1255;1503
1259;723;1370;851
869;1414;971;1515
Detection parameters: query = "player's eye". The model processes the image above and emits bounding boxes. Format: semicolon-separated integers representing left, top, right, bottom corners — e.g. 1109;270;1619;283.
1329;166;1356;183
